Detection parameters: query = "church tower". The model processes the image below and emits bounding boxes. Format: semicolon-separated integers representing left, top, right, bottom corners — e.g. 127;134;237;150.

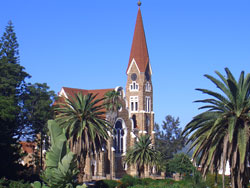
126;1;154;142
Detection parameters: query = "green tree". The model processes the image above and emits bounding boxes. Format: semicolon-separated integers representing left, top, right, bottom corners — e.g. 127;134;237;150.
0;21;30;179
155;115;186;160
182;68;250;188
167;153;194;177
54;92;111;180
125;135;159;178
104;89;121;125
21;83;56;171
104;90;121;113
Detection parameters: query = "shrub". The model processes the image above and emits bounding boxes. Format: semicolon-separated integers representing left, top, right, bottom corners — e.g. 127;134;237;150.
140;178;154;185
205;173;230;188
95;180;118;188
9;180;32;188
0;179;32;188
120;175;140;187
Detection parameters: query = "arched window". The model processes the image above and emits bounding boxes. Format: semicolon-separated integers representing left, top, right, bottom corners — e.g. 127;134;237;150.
114;120;125;154
130;81;139;91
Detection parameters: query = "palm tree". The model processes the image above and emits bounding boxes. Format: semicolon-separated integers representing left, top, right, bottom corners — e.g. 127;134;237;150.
54;92;111;180
182;68;250;188
125;135;159;178
104;89;121;125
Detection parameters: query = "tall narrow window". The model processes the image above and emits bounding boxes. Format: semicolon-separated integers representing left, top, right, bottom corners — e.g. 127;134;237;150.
145;115;150;132
114;120;125;154
145;96;151;112
130;96;139;112
145;82;151;92
132;115;137;129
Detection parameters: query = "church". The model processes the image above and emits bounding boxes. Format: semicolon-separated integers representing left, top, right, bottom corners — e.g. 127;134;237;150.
57;1;155;180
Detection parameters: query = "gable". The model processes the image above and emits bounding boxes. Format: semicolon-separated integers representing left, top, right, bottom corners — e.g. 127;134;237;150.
126;58;140;75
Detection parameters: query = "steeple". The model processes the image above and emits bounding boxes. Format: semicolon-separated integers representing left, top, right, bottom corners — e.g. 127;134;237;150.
126;2;149;74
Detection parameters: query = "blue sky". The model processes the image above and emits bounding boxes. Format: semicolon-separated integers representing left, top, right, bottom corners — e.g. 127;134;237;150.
1;0;250;128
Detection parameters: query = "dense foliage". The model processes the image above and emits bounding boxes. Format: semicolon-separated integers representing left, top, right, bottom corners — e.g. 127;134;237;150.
155;115;186;160
21;83;55;170
167;153;194;176
39;120;79;188
0;21;55;180
95;175;209;188
0;178;32;188
95;179;119;188
0;21;30;179
183;68;250;188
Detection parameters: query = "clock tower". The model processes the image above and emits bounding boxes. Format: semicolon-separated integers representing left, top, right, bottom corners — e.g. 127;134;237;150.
126;2;154;145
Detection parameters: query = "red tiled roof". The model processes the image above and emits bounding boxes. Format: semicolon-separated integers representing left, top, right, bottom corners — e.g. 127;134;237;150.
62;87;113;101
20;142;36;154
127;7;149;74
55;87;114;113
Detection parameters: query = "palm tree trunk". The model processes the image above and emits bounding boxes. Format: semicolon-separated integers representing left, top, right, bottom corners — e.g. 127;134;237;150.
231;167;236;188
78;155;86;182
215;172;218;187
222;134;228;188
222;172;225;188
137;165;141;178
237;171;241;188
107;110;117;179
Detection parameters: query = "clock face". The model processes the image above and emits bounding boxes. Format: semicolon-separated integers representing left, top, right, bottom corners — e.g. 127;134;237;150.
131;73;137;81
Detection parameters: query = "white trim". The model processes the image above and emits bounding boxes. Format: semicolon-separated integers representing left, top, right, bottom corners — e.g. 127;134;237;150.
107;131;111;136
127;58;140;74
59;88;68;98
115;86;125;97
130;132;136;138
149;62;153;75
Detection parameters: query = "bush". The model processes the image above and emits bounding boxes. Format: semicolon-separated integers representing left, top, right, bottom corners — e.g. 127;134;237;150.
0;178;31;188
120;175;140;187
95;180;118;188
140;178;155;185
127;178;177;188
205;173;230;188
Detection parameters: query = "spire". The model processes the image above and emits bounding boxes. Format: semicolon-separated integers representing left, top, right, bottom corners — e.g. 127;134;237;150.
126;2;149;74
